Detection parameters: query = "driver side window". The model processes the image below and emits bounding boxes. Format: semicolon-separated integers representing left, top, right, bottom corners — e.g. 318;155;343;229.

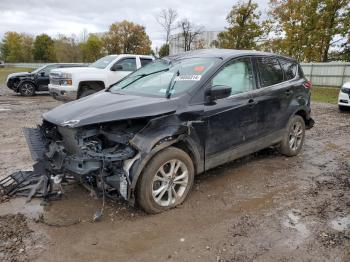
212;58;254;95
113;58;137;71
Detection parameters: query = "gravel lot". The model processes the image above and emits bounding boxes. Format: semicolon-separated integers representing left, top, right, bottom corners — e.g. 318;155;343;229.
0;85;349;262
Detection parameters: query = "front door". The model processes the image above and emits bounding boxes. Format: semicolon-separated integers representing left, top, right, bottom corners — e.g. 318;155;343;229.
204;57;257;170
36;65;57;90
108;57;137;85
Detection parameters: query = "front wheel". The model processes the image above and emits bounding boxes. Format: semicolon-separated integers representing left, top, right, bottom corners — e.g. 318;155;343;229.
279;115;305;157
339;105;349;112
137;147;194;214
19;82;35;96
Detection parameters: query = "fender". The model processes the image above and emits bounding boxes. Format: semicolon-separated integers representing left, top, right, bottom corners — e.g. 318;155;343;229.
126;114;204;203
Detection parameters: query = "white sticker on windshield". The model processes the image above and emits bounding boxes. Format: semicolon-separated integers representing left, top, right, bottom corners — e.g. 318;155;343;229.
175;75;202;81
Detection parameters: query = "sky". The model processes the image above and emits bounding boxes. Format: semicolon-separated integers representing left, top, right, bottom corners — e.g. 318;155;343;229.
0;0;269;49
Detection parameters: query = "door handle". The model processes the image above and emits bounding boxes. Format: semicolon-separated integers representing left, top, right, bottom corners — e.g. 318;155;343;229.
248;98;257;107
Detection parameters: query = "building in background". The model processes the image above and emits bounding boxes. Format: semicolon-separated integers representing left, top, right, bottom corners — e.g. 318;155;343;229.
169;31;221;55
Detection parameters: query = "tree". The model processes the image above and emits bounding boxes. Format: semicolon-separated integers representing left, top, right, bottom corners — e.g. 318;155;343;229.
317;0;350;61
269;0;350;62
103;20;152;55
0;32;34;62
158;43;169;57
33;34;56;62
214;0;266;50
156;8;178;45
177;18;203;51
54;34;82;62
81;34;104;62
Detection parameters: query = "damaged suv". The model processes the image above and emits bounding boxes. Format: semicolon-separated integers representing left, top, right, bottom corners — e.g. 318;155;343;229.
21;49;313;213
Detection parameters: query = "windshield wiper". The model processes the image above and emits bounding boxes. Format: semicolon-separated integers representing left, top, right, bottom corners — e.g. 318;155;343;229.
165;70;179;99
119;68;170;90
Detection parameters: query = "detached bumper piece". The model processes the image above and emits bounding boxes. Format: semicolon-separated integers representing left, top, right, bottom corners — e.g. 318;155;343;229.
0;128;63;202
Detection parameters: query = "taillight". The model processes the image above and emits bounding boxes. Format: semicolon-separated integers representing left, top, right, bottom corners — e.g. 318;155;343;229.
303;80;312;89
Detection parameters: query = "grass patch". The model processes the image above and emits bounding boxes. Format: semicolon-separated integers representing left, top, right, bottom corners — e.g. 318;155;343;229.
0;67;32;85
312;86;339;104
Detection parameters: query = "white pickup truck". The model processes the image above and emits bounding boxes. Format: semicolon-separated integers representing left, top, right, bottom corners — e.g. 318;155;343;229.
48;54;154;101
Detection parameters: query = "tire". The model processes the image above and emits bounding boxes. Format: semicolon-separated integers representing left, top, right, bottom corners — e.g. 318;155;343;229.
19;82;35;96
339;105;349;112
79;89;96;98
137;147;194;214
279;115;305;157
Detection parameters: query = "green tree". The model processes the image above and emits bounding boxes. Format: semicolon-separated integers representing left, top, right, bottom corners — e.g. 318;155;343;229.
33;34;56;62
81;34;104;62
158;43;169;57
54;35;82;62
0;32;34;62
103;20;152;55
214;0;266;49
269;0;350;62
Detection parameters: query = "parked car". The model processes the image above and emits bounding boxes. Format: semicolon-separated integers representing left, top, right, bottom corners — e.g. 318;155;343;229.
338;82;350;111
48;54;154;101
0;60;5;68
6;63;86;96
24;49;314;213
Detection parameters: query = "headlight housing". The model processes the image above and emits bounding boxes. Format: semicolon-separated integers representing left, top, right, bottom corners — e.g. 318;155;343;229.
341;87;350;94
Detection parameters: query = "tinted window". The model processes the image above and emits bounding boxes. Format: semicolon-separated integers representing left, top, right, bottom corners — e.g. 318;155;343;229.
140;58;153;67
279;59;297;80
41;65;57;76
257;57;284;87
114;58;137;71
212;58;254;95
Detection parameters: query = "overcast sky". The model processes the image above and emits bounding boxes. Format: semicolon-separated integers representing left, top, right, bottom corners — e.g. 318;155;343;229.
0;0;269;49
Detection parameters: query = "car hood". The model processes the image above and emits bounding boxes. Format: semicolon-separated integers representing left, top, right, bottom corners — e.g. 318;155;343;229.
51;67;104;75
43;91;180;127
8;72;31;79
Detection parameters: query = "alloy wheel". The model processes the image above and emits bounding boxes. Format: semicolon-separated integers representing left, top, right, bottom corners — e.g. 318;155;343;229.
289;121;303;151
152;159;189;207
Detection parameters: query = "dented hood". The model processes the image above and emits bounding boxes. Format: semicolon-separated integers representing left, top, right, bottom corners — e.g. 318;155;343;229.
43;91;179;127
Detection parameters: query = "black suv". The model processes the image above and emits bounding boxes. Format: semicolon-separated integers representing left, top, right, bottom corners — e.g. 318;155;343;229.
6;63;85;96
23;49;314;213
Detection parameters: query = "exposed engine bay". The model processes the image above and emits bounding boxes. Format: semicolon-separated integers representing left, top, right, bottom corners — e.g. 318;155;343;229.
0;113;199;210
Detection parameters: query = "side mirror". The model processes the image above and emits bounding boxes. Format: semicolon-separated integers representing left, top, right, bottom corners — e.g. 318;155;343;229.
40;72;45;77
206;85;231;102
111;64;123;71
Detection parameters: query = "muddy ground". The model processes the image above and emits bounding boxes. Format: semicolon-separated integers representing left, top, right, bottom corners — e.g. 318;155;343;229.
0;86;349;262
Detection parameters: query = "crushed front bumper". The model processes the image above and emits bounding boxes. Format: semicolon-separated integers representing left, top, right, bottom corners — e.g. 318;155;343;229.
20;125;138;201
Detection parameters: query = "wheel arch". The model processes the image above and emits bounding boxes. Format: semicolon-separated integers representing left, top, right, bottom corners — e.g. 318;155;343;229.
19;79;37;91
77;81;105;97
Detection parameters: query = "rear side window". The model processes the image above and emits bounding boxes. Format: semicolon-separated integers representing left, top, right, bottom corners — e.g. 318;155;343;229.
140;58;153;67
279;59;298;80
257;57;284;87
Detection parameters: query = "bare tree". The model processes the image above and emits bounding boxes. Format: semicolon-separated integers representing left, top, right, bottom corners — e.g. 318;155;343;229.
178;18;203;51
156;8;178;45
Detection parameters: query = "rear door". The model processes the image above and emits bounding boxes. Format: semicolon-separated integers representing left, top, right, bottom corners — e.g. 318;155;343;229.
250;57;291;137
204;57;258;169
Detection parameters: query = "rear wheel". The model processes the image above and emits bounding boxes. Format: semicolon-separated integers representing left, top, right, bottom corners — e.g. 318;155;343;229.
137;147;194;214
19;82;35;96
279;115;305;156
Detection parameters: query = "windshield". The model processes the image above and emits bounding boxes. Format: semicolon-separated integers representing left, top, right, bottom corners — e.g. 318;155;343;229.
31;65;47;74
110;57;219;97
89;55;117;69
